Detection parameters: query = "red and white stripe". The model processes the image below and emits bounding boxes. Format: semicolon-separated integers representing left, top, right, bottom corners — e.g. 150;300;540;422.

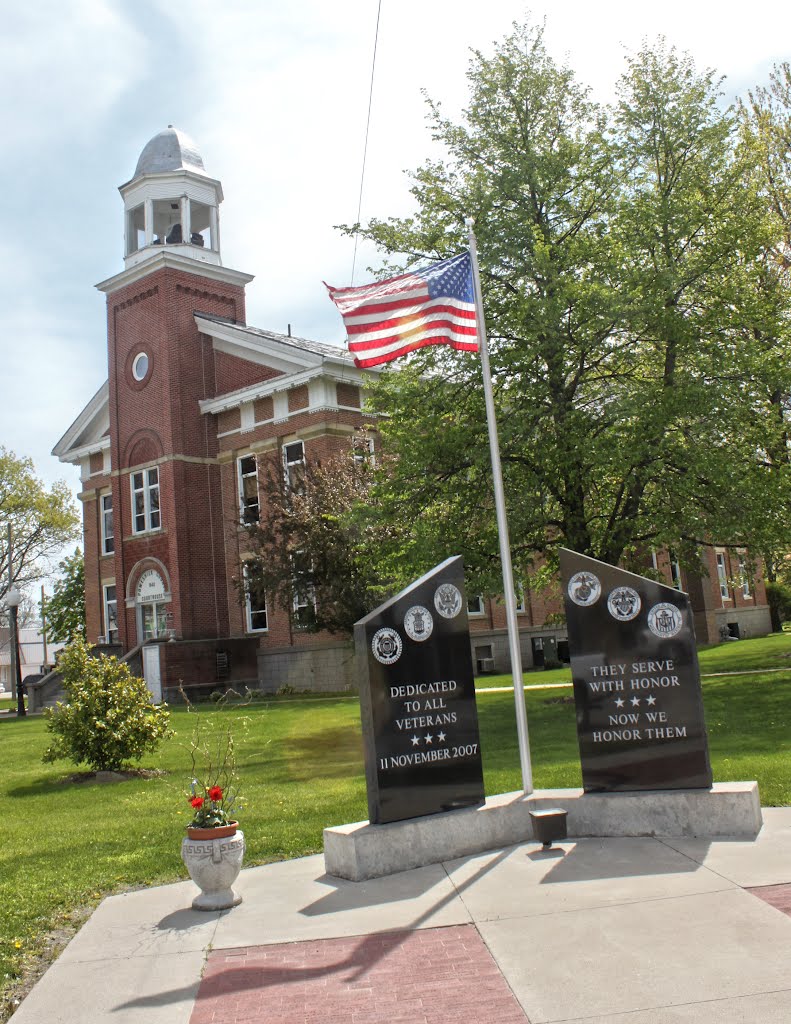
326;273;478;368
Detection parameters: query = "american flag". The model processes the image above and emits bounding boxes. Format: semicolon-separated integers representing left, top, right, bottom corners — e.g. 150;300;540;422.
325;252;479;368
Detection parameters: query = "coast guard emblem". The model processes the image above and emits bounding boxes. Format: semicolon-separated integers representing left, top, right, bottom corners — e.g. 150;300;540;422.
371;627;403;665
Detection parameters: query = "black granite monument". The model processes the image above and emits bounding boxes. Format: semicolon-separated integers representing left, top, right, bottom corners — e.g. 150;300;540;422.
355;556;485;824
560;549;712;793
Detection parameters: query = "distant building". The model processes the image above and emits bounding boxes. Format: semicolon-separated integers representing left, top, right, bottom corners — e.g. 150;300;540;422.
52;127;771;701
0;623;64;691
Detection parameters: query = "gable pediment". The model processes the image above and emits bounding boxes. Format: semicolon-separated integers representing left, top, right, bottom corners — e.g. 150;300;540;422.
52;382;110;463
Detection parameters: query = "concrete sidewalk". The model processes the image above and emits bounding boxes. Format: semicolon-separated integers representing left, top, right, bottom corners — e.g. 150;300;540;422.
10;808;791;1023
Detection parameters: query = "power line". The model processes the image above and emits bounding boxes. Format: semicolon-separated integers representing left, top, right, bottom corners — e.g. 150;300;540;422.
350;0;383;285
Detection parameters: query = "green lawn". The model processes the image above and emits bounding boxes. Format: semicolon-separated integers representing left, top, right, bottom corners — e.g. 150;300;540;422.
474;632;791;689
1;640;790;1018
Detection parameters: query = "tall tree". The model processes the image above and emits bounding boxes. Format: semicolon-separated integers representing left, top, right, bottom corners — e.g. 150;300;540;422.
45;549;86;644
737;63;791;585
349;23;784;590
0;448;79;603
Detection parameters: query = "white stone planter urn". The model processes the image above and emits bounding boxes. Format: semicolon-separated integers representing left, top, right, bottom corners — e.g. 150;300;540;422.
181;826;245;910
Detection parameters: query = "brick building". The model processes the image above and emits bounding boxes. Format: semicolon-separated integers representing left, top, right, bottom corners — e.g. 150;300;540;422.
52;127;375;700
52;127;771;701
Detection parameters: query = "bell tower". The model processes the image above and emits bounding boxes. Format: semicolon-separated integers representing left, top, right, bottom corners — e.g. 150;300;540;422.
120;125;224;270
96;126;253;650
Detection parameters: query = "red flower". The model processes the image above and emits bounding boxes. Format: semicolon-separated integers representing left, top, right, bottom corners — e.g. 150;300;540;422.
208;786;223;802
190;796;205;809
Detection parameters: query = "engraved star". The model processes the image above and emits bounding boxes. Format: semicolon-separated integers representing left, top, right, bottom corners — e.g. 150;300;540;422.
425;733;434;744
630;696;641;707
411;735;420;747
437;731;446;743
614;697;625;708
646;695;657;706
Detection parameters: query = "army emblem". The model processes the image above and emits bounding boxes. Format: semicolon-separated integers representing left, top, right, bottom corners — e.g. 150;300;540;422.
371;627;403;665
434;583;462;619
404;605;434;642
568;571;601;607
647;602;683;638
607;586;641;622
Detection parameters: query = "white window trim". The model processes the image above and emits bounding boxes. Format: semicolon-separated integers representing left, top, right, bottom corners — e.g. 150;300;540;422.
130;467;161;534
282;439;306;491
103;583;118;644
738;553;752;599
243;564;268;633
715;551;731;602
237;454;260;525
467;595;485;616
101;493;114;555
352;435;376;466
291;549;316;629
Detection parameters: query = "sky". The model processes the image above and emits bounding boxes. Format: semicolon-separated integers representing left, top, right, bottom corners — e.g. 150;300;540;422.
1;0;790;506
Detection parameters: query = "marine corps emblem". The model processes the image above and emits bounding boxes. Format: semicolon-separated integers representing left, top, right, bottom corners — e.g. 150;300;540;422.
371;627;403;665
434;583;463;619
607;586;641;622
647;602;683;638
568;571;602;607
404;605;434;642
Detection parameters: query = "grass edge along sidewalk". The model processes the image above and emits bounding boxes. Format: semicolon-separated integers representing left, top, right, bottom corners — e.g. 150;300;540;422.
0;633;790;1021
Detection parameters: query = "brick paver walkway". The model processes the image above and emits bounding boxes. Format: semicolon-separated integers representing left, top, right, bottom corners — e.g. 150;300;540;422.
190;924;528;1024
748;882;791;918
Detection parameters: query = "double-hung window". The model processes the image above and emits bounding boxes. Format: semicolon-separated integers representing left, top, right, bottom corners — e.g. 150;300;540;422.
716;552;729;601
238;455;260;524
131;467;160;533
103;584;118;643
467;596;485;616
243;564;268;632
283;440;305;493
291;550;316;629
738;554;751;598
101;494;114;554
352;434;375;466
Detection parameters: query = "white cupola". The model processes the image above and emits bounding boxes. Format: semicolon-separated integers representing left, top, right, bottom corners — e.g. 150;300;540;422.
119;126;223;269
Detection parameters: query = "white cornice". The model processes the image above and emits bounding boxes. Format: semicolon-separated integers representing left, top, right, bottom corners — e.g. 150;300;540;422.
96;252;254;295
52;382;110;460
59;436;111;465
200;366;325;415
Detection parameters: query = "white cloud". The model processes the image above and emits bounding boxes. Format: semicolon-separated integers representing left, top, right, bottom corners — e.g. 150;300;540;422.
0;0;146;149
2;0;791;482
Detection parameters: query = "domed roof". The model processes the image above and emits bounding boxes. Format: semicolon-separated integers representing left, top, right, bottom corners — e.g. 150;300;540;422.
133;125;206;178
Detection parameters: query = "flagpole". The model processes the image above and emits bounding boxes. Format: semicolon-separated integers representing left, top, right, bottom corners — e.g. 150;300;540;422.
466;218;533;794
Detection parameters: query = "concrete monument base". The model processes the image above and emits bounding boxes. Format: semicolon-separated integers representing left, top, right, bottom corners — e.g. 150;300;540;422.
323;782;762;881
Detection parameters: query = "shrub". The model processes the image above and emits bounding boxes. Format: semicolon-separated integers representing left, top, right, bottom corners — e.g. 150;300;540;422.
766;581;791;628
42;638;172;772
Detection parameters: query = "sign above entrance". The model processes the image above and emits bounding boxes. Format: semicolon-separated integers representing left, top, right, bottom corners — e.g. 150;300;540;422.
136;569;167;604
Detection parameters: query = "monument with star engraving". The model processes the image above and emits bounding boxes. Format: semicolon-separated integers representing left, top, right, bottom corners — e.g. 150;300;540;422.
354;556;485;824
560;549;712;793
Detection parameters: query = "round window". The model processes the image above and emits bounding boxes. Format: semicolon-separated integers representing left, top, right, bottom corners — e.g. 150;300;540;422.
132;352;149;381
